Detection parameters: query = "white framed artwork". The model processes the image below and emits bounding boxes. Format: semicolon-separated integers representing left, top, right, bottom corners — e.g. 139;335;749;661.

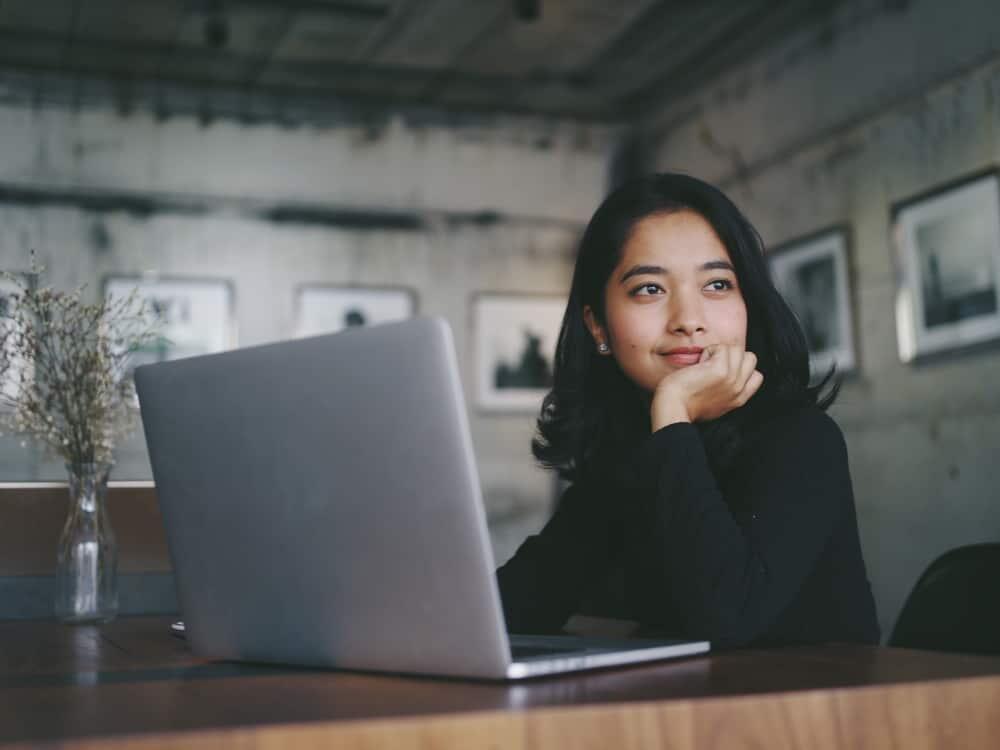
769;228;857;377
473;293;565;412
294;285;416;338
0;275;30;402
104;275;236;366
892;171;1000;362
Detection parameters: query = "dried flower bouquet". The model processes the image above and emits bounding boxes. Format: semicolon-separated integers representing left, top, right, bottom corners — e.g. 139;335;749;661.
0;256;158;468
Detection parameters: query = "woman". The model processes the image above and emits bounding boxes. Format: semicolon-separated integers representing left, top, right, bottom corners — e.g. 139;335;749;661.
497;173;879;648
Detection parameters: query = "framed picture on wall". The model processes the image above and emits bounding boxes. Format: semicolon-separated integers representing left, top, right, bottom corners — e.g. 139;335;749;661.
892;171;1000;362
0;274;32;402
293;285;416;338
473;293;565;412
103;275;236;367
768;228;857;378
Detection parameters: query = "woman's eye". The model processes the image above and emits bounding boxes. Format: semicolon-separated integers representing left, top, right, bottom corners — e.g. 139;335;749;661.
705;279;734;292
632;283;663;296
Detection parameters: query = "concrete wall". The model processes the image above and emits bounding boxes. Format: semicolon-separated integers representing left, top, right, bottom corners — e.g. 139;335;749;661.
644;0;1000;639
0;102;616;565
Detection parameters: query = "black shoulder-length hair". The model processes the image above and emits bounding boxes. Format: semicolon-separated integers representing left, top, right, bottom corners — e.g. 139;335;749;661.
533;172;837;482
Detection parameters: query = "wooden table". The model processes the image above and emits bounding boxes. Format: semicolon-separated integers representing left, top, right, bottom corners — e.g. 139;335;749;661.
3;617;1000;749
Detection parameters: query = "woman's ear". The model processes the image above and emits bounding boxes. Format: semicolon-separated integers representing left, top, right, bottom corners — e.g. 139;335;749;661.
583;305;611;355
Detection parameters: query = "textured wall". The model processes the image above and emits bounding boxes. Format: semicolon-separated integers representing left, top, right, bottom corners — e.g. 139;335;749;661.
646;0;1000;639
0;103;615;566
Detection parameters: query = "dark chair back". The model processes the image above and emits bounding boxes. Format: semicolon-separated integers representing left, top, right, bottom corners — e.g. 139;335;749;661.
889;543;1000;654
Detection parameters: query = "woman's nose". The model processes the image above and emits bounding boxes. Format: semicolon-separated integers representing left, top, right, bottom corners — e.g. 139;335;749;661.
668;290;706;335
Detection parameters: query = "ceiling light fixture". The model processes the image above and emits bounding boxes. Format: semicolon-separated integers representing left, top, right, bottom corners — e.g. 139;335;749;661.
515;0;540;22
203;1;230;50
204;17;229;49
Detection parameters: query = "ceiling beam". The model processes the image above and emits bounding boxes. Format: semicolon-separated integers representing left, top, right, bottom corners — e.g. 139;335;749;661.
620;0;840;118
186;1;391;19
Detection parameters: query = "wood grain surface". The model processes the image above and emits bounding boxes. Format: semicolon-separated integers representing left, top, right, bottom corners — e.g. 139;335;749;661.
3;617;1000;748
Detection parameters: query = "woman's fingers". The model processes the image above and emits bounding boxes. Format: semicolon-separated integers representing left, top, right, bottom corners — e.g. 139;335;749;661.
729;346;745;385
719;348;760;408
732;351;761;406
662;345;762;422
699;343;720;364
738;350;758;389
708;345;749;391
736;369;764;405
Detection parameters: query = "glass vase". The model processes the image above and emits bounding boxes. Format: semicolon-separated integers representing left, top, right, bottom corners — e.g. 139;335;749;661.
55;463;119;623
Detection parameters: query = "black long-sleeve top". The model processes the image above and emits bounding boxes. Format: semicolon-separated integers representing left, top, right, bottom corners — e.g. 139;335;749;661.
496;405;880;648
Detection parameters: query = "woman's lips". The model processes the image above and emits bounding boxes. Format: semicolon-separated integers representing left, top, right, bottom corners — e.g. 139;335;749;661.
663;353;701;366
661;347;703;366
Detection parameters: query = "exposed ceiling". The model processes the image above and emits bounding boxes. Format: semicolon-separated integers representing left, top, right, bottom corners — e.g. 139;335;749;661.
0;0;841;122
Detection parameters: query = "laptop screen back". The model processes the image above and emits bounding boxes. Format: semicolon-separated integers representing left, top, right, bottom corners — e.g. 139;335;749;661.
135;317;512;678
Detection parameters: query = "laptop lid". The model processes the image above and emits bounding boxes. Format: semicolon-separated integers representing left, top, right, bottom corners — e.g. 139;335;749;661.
136;317;514;679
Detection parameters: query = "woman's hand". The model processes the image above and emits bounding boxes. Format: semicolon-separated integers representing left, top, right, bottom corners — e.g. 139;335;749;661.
650;345;764;431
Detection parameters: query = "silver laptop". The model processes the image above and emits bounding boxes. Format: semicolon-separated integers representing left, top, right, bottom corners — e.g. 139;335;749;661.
135;316;709;680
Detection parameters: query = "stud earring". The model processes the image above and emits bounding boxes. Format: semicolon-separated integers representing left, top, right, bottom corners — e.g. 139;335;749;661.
597;343;610;354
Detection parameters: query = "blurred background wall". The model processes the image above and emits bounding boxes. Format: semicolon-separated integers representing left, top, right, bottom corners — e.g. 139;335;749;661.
0;103;611;565
0;0;998;635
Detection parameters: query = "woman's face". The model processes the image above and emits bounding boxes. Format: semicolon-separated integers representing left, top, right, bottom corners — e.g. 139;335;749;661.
584;210;748;395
